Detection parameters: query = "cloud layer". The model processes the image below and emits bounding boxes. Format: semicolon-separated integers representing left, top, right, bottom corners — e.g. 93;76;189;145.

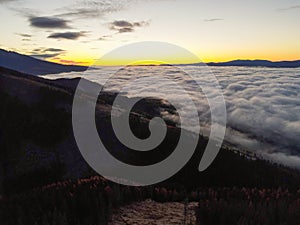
44;66;300;169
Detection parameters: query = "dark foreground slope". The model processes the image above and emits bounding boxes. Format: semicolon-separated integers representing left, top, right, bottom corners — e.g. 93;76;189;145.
1;66;300;225
0;49;87;75
1;66;299;194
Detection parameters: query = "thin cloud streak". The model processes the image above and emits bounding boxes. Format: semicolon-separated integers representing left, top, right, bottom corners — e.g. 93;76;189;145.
204;18;223;22
30;53;61;59
56;0;168;20
278;5;300;11
0;0;17;3
48;31;87;40
16;33;32;38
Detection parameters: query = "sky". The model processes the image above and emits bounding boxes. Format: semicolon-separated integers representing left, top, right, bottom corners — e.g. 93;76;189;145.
0;0;300;65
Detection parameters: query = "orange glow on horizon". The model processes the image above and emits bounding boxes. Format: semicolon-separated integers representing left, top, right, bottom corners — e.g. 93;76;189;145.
46;53;300;67
48;58;94;67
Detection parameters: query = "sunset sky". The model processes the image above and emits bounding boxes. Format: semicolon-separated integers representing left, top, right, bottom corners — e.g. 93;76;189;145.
0;0;300;65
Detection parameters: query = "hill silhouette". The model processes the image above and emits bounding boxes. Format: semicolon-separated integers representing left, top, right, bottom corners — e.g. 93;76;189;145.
1;66;300;225
206;59;300;68
1;66;300;195
0;49;87;75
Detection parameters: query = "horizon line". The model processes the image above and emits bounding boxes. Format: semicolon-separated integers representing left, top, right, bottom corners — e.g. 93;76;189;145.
1;47;299;67
55;58;300;67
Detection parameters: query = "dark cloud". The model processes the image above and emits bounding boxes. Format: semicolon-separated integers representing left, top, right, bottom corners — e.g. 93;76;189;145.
133;21;149;27
112;20;133;27
29;47;66;59
44;48;65;52
48;31;86;40
32;48;43;52
110;20;149;33
29;17;70;29
278;5;300;11
118;27;134;33
204;18;223;22
31;47;65;53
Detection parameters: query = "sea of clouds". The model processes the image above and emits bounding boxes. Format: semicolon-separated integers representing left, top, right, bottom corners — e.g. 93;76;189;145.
44;66;300;169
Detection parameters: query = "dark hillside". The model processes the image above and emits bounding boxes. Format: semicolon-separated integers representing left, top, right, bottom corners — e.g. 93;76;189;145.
1;66;300;195
0;49;87;75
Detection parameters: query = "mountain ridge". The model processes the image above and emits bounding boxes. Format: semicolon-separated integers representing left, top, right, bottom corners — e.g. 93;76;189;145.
199;59;300;68
0;48;87;76
1;49;300;74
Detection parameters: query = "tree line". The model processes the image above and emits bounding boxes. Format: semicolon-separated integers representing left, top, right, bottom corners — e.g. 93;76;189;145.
196;187;300;225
